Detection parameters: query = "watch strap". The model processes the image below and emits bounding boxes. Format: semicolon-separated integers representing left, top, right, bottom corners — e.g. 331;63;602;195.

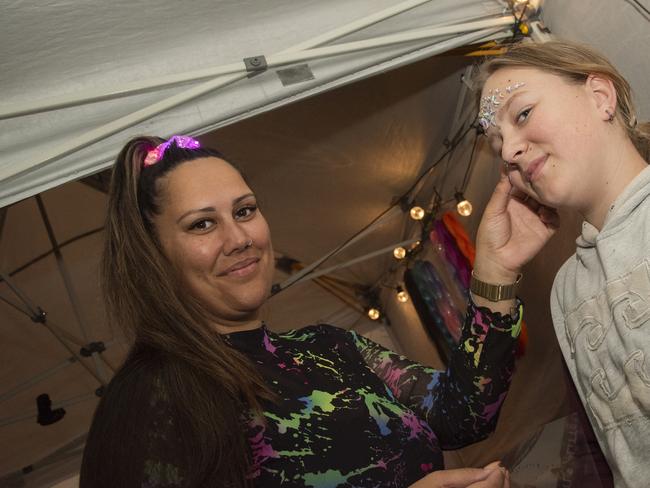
470;272;522;302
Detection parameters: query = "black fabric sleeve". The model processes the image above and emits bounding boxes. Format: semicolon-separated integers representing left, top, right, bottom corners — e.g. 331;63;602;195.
349;298;522;449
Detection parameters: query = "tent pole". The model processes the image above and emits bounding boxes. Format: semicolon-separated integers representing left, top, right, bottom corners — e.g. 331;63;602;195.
0;290;104;386
0;271;42;319
430;66;478;196
0;272;84;345
0;339;115;404
305;238;420;282
35;196;109;385
0;357;76;404
0;270;104;384
0;0;436;119
282;237;420;289
448;65;475;142
2;19;514;183
0;292;32;317
278;206;403;289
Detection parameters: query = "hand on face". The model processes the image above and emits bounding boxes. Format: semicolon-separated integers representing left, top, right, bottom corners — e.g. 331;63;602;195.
408;461;509;488
474;170;559;282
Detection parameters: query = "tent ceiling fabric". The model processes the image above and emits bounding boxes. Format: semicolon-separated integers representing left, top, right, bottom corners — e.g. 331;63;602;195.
0;0;513;208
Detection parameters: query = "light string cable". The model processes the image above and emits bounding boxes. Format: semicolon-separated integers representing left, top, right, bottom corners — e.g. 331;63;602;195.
626;0;650;17
459;129;480;194
273;122;475;295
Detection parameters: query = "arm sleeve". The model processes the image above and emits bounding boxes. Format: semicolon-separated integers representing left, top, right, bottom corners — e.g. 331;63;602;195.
349;297;522;450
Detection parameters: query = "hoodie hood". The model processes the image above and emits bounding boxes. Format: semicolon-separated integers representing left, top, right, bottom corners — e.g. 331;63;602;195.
576;164;650;250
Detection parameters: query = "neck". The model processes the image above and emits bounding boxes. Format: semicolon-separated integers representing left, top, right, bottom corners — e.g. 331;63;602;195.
581;139;647;230
211;313;264;335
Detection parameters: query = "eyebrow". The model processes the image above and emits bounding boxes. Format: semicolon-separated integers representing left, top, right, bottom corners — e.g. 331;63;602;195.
176;193;255;223
496;91;526;124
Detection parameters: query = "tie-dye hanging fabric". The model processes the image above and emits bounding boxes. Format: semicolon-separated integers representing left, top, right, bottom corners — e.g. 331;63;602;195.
405;259;463;362
441;211;476;266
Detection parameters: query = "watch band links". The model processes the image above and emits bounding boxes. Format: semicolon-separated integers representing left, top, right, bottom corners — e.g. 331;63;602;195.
470;271;522;302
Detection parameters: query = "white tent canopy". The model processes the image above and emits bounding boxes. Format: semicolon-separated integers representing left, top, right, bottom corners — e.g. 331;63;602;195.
0;0;516;208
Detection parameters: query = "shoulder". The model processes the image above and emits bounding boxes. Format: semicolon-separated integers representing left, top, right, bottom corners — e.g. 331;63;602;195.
90;346;170;427
103;345;168;394
549;253;579;326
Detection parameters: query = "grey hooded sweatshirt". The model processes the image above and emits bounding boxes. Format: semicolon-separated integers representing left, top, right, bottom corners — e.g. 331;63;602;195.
551;164;650;488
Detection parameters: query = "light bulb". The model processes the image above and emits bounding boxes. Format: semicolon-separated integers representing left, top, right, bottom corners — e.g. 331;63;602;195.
397;290;409;303
409;206;425;220
367;308;381;320
456;199;473;217
393;246;407;259
455;192;473;217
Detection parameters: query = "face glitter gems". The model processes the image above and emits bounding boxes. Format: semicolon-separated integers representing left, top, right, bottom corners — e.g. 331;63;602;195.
478;82;525;131
143;135;201;167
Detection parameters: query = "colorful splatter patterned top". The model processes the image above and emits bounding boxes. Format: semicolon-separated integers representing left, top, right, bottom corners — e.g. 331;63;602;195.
141;300;522;488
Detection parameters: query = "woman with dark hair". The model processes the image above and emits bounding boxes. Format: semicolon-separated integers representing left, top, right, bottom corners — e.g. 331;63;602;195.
80;134;555;487
476;40;650;488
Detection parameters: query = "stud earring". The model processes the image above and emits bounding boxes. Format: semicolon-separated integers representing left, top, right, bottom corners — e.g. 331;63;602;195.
605;109;615;123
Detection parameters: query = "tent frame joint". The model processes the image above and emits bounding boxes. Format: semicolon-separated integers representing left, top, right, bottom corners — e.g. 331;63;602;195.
80;341;106;357
31;307;47;324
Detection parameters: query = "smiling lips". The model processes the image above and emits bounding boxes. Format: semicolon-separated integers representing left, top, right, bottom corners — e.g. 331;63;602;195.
219;257;260;277
525;155;547;184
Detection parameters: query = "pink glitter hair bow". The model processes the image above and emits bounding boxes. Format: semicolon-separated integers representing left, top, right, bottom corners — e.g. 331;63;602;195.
143;135;201;167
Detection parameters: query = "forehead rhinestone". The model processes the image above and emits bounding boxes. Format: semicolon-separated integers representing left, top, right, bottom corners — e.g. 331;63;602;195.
478;82;525;130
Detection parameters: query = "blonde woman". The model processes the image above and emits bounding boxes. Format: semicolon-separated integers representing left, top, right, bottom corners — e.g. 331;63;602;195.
477;40;650;488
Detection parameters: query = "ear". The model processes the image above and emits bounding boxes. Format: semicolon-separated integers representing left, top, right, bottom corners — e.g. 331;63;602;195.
585;74;617;121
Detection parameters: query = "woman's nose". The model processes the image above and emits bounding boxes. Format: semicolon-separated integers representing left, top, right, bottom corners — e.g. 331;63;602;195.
501;133;528;163
223;222;250;256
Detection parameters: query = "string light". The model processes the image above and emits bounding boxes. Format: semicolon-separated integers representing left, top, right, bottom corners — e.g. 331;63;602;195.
409;206;425;220
455;192;473;217
367;307;381;320
393;246;407;259
396;286;409;303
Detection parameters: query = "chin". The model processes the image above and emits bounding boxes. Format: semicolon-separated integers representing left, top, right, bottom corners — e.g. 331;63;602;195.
231;286;271;314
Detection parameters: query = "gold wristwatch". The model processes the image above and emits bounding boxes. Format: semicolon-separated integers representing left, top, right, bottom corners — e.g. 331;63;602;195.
470;271;522;302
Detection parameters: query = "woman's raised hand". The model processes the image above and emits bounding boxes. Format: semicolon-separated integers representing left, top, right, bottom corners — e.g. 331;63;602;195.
474;172;559;285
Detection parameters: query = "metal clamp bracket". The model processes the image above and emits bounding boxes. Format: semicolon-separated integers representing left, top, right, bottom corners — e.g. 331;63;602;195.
243;55;268;77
